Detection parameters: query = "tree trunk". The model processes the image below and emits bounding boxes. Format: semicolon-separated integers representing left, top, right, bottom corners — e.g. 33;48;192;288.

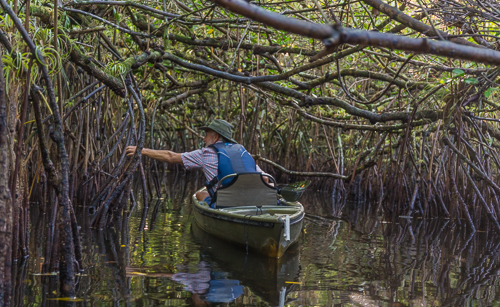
0;51;13;307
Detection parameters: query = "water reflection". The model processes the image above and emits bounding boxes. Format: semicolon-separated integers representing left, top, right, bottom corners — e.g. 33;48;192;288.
191;221;300;306
14;174;500;306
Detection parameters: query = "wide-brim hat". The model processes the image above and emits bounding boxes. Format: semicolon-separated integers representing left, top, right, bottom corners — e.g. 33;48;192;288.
200;119;238;143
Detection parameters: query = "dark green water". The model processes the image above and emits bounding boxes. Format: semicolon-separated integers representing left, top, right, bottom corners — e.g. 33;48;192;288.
16;174;500;306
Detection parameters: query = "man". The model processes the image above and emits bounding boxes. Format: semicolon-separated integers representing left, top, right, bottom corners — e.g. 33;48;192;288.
125;119;267;205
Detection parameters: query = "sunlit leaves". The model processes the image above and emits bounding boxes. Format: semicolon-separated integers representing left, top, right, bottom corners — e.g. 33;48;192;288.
33;28;54;46
0;14;13;28
105;61;127;77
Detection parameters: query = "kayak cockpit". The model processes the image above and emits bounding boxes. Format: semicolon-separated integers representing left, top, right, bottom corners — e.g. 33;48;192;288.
217;205;302;217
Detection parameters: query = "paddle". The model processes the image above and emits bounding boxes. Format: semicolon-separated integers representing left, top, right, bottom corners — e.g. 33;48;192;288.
277;180;311;202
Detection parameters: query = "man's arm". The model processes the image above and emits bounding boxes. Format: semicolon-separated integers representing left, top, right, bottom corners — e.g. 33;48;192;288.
126;146;183;164
256;164;273;185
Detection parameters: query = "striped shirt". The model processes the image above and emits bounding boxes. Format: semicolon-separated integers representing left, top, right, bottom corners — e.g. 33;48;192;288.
181;142;263;183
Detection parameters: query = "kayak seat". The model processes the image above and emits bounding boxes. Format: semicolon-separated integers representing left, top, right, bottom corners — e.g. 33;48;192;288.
215;172;277;208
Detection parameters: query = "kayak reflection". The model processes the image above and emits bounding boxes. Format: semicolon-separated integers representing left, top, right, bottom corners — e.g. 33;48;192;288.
191;220;301;306
171;261;244;303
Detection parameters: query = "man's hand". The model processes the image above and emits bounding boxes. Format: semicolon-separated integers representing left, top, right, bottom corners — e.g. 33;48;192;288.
126;146;137;157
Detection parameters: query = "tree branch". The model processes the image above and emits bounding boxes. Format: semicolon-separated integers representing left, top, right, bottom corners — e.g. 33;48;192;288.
208;0;500;66
361;0;480;47
253;155;349;179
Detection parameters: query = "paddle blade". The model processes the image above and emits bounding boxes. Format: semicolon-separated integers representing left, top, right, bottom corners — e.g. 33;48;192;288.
279;180;311;202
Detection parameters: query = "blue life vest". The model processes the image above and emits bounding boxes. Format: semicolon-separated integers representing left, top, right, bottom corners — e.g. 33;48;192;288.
205;142;257;198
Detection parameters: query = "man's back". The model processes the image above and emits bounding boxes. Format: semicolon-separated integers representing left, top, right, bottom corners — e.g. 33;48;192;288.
181;142;263;183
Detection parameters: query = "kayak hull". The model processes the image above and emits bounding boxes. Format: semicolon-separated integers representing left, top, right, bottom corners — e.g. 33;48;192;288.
192;188;304;258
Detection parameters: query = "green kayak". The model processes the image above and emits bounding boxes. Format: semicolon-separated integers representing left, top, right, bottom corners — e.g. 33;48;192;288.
192;187;304;258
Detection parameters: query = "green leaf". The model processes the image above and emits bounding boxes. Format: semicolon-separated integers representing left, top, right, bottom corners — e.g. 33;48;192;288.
485;88;498;98
452;68;465;77
464;77;479;85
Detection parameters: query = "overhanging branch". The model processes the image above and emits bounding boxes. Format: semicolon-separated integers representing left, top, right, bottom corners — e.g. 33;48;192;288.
253;155;349;179
208;0;500;66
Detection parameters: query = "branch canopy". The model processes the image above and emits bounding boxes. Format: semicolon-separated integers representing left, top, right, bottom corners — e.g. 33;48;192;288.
209;0;500;65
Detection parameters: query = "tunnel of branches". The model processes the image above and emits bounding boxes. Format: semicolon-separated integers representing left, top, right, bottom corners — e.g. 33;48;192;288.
1;0;500;299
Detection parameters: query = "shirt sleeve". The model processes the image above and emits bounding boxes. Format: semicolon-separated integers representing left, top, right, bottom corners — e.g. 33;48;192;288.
181;147;218;182
181;149;204;170
201;147;218;180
